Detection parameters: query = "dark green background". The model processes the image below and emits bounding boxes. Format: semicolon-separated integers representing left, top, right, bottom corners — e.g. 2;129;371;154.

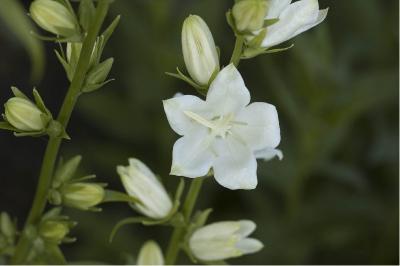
0;0;398;264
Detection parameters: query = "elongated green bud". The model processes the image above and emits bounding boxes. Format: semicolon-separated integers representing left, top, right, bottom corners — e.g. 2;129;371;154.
30;0;78;37
4;97;46;131
61;183;104;210
233;0;269;32
39;220;69;244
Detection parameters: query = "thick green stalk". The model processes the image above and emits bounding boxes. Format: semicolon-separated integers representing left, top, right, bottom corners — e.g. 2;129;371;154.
230;35;245;67
165;178;204;265
11;1;111;264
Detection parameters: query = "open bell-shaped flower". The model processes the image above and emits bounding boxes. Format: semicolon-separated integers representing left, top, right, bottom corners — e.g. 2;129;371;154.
163;64;281;190
117;158;173;219
189;220;263;261
252;0;328;48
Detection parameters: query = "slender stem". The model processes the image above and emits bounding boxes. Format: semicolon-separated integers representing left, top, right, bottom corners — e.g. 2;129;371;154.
165;178;204;265
11;1;111;264
230;35;245;67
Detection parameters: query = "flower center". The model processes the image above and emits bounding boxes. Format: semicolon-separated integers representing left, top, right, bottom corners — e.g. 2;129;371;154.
184;111;234;139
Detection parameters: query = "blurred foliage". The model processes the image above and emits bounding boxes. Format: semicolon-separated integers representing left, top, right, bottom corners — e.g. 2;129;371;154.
0;0;398;264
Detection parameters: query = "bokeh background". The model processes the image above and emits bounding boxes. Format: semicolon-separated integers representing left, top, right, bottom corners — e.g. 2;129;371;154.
0;0;398;264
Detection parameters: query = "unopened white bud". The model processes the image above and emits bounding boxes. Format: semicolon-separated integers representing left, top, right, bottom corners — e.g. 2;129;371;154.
137;240;164;265
4;97;46;131
117;158;173;219
30;0;78;37
182;15;219;85
189;220;263;261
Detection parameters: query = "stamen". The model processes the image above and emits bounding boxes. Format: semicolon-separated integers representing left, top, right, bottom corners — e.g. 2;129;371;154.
184;111;215;129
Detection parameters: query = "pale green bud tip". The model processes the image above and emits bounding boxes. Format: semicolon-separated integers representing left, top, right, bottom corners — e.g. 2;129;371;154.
137;240;165;265
4;97;46;131
182;14;219;85
39;221;69;243
30;0;77;37
233;0;269;32
0;212;15;239
61;183;105;210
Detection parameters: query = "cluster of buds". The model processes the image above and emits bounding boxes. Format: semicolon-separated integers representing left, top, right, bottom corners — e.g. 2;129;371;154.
49;156;105;211
0;87;67;138
0;212;17;258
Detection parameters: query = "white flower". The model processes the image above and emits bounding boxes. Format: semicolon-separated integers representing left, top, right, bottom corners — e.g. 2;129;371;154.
117;158;173;219
30;0;78;37
4;97;46;131
182;15;220;85
256;0;328;48
163;64;281;190
189;220;263;261
137;240;164;265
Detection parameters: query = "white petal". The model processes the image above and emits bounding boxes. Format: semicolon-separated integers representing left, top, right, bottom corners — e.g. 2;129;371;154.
237;220;256;237
255;148;283;161
137;240;164;265
163;94;209;136
235;238;264;254
293;8;328;36
265;0;292;19
232;102;280;151
262;0;321;48
212;138;258;190
191;221;241;241
170;128;214;178
206;64;250;116
189;237;241;261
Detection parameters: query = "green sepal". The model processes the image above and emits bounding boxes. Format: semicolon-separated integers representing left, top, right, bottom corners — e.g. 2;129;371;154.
246;28;267;48
166;68;207;96
263;18;279;28
242;44;294;59
55;50;73;81
0;121;16;131
101;15;121;47
30;30;82;44
78;0;96;32
102;190;140;204
226;9;240;36
10;86;29;99
52;155;82;188
83;58;114;92
32;88;52;117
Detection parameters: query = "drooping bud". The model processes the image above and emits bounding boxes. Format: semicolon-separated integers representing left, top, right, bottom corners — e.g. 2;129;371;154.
232;0;269;32
189;220;263;261
30;0;78;37
117;158;173;219
38;220;70;244
60;183;104;210
182;15;220;86
4;97;46;131
137;240;165;265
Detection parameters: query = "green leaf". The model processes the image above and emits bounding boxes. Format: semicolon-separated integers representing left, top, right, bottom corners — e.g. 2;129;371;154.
0;0;45;82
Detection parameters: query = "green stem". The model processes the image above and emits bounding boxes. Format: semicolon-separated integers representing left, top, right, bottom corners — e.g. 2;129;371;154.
165;178;204;265
229;35;245;67
11;1;111;264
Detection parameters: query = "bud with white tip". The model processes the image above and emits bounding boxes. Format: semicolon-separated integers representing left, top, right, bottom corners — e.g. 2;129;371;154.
4;97;46;132
117;158;173;219
189;220;263;261
30;0;78;37
182;15;220;86
137;240;165;265
232;0;269;32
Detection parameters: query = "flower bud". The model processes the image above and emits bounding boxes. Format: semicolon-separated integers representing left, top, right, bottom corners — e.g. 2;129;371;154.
66;42;82;64
4;97;46;131
182;15;219;85
189;220;263;261
137;240;164;265
117;158;173;219
39;220;69;244
60;183;104;210
233;0;269;32
30;0;78;37
85;58;114;86
0;212;15;240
